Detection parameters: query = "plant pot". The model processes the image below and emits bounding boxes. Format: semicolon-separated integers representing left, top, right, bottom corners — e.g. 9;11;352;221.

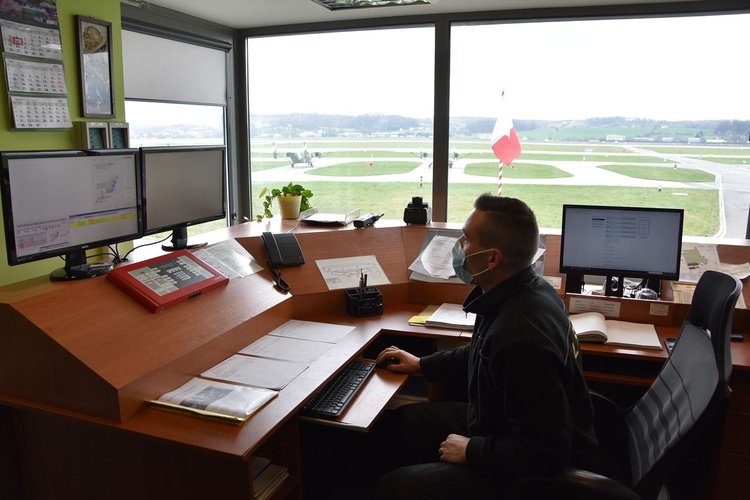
277;194;302;219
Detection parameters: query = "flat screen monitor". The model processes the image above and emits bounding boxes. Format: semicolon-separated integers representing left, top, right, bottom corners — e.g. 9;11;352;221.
1;149;142;281
140;146;226;251
559;204;684;297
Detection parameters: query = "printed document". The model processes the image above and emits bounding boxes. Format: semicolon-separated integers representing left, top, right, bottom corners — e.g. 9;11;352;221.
150;377;277;423
315;255;390;290
266;319;355;344
202;354;308;391
240;335;333;364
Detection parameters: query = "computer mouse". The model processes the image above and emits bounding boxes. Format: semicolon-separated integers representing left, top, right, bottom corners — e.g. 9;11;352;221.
378;357;398;368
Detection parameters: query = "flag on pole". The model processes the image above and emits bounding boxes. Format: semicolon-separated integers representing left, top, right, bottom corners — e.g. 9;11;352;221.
490;91;521;195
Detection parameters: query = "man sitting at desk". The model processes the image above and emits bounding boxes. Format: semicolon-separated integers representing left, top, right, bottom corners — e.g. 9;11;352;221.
375;194;597;499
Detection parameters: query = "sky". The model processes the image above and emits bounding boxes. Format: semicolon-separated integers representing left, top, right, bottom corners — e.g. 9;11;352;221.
246;13;750;122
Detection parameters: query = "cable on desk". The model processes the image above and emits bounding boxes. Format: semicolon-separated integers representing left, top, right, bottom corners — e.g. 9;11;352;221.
271;266;291;293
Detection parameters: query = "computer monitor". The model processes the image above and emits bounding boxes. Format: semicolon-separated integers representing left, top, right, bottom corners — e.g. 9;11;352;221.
1;149;142;281
140;146;227;251
559;204;684;297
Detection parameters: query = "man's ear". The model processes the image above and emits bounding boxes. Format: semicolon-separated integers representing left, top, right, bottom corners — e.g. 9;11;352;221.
488;248;503;269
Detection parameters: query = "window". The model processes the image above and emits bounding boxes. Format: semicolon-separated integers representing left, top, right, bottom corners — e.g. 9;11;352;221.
449;14;750;238
122;30;230;240
247;27;435;221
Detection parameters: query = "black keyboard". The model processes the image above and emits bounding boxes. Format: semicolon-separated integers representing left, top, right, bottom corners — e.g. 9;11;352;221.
301;360;376;419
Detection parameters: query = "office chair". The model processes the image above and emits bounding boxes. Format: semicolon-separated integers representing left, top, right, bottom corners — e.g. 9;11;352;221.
508;270;742;500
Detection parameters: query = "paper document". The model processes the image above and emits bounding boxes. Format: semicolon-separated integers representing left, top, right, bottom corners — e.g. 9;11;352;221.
315;255;390;290
193;240;263;279
150;377;277;423
408;304;439;326
240;335;333;364
679;243;720;283
408;231;462;281
267;319;355;344
425;303;476;329
720;262;750;281
202;354;308;390
419;235;461;278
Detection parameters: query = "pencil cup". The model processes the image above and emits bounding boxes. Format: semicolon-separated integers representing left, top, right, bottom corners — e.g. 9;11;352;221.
345;287;383;317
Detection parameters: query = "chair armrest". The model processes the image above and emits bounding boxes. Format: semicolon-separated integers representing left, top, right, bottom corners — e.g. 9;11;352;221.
508;468;641;500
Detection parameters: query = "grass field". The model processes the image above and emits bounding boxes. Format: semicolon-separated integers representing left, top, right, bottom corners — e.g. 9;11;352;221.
248;181;719;236
240;139;737;237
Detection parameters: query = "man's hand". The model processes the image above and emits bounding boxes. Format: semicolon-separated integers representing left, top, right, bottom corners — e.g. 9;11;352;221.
439;434;469;463
375;346;421;374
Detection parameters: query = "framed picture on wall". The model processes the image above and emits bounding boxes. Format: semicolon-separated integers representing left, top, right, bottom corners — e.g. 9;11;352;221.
76;16;115;118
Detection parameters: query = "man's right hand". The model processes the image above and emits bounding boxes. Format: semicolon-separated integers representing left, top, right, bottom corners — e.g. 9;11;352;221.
375;346;421;373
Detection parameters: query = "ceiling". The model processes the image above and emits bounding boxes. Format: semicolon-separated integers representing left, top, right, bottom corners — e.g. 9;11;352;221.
127;0;691;29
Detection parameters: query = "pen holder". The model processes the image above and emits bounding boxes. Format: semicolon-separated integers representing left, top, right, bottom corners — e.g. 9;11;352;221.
345;287;383;317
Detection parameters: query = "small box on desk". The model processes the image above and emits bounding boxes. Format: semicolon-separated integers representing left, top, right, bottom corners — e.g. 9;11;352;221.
345;287;383;317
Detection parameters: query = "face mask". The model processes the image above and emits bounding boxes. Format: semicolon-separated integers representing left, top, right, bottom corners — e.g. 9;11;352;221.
452;239;493;285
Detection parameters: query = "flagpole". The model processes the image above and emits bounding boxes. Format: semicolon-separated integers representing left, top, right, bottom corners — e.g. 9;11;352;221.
498;162;503;196
490;89;521;197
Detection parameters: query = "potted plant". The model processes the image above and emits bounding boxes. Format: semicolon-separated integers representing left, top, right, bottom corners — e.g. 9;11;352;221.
256;182;313;221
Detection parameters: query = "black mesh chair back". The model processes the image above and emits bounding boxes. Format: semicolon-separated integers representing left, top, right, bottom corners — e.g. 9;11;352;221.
508;270;742;500
624;270;741;498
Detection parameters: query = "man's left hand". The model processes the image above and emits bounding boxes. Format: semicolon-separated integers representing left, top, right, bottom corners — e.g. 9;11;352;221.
438;434;469;463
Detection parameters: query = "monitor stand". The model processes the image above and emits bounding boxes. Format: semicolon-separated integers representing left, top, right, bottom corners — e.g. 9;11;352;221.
50;251;113;281
564;272;584;294
161;226;208;252
604;275;624;297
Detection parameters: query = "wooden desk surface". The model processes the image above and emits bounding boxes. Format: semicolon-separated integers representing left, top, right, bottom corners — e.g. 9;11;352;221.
1;221;750;468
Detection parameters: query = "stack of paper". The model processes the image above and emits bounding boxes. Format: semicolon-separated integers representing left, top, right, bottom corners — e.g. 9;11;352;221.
408;232;464;283
408;304;475;329
408;304;439;326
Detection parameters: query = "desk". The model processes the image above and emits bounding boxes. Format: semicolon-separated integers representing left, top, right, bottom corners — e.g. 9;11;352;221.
0;221;749;499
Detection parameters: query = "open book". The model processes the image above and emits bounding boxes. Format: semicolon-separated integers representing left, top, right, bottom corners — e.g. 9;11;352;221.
569;312;663;350
150;377;278;423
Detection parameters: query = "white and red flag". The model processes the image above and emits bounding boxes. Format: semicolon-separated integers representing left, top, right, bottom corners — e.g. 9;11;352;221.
490;91;521;195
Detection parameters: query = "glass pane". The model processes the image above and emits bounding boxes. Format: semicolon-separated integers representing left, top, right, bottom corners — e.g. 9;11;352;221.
247;27;435;223
125;100;228;240
449;14;750;238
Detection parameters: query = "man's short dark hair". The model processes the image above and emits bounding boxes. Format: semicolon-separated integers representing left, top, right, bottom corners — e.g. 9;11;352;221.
473;194;539;272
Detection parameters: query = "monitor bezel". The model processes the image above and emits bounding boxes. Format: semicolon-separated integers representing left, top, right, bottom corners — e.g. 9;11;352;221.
139;145;227;237
559;204;685;282
1;149;143;269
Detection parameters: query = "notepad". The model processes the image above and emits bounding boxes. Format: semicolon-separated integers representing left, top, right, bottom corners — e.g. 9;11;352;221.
408;304;439;326
569;312;662;350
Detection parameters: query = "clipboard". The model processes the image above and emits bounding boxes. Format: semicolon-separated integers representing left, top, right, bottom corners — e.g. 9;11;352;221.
106;250;229;313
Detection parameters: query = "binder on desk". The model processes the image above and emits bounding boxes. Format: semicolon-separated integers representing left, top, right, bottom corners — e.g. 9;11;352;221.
106;250;229;313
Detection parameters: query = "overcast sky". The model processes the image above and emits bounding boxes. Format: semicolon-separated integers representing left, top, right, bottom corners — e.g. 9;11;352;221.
247;13;749;122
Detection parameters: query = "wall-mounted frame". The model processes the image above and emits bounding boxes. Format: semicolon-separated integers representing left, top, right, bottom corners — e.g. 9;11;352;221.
76;16;115;118
109;122;130;148
77;121;109;149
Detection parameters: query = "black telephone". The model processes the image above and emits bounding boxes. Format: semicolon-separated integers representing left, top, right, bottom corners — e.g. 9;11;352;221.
261;232;305;268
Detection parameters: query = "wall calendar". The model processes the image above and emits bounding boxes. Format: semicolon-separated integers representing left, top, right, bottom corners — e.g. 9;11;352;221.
0;13;71;130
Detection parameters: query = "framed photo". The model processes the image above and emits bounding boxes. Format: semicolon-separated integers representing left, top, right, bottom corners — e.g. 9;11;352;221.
76;16;115;118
